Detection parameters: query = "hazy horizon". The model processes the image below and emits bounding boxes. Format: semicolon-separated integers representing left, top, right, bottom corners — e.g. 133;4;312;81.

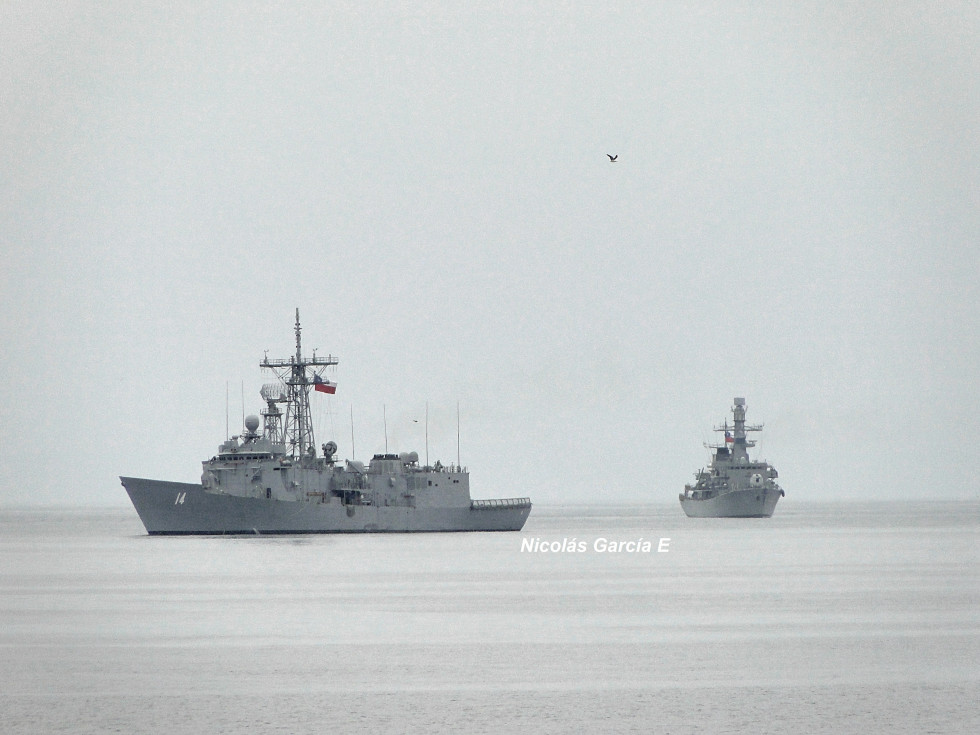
2;2;978;507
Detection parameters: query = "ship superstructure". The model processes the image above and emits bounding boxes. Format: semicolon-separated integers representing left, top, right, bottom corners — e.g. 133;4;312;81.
121;311;531;534
679;397;784;518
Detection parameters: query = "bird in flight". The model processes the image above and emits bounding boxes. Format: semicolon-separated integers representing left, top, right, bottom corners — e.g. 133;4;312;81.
607;154;618;162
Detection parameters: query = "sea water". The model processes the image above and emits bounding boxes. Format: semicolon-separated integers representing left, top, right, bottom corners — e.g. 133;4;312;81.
0;501;977;734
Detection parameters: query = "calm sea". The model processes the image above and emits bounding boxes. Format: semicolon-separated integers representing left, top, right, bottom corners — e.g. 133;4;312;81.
1;501;977;734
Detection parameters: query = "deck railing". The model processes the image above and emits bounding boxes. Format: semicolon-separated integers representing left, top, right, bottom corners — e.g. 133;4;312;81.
470;497;532;510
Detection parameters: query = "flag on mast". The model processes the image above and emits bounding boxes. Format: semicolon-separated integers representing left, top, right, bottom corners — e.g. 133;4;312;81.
313;374;337;394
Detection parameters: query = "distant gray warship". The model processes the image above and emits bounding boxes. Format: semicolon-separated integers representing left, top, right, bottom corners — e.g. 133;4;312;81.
679;397;784;518
122;311;531;534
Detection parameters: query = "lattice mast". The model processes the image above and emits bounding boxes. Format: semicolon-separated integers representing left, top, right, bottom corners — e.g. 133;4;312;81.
260;309;338;459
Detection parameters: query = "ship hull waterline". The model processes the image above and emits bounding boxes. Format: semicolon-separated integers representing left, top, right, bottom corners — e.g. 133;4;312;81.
122;477;531;535
679;487;782;518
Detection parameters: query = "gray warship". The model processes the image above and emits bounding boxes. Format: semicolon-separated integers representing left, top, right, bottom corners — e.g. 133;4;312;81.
679;397;784;518
121;311;531;534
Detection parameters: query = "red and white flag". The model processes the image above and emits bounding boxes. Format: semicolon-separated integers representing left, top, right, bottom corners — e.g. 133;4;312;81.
313;375;336;394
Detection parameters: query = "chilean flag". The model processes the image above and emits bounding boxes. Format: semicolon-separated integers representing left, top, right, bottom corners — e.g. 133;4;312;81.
313;374;337;394
725;431;734;443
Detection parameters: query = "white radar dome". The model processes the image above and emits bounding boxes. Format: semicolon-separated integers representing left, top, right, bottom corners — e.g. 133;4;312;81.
244;415;260;432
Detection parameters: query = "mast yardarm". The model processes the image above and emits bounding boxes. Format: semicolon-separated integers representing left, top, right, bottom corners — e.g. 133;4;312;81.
260;309;338;459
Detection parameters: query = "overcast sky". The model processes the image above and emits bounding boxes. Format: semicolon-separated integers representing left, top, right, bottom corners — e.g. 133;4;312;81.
2;1;977;507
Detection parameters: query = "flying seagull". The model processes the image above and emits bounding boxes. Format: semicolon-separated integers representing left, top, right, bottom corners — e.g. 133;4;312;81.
607;154;618;162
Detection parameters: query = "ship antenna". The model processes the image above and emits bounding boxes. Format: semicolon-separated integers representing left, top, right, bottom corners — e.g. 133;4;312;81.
262;309;339;460
294;308;302;363
425;401;429;468
350;404;355;461
456;400;460;468
383;404;388;453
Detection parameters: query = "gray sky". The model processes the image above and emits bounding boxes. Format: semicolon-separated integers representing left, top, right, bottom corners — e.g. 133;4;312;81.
2;1;978;506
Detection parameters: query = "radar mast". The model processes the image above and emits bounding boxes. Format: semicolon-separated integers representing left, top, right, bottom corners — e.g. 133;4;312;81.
260;309;338;460
707;397;764;459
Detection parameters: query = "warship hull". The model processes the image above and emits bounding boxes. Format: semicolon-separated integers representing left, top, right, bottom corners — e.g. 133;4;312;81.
679;487;782;518
122;477;531;535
